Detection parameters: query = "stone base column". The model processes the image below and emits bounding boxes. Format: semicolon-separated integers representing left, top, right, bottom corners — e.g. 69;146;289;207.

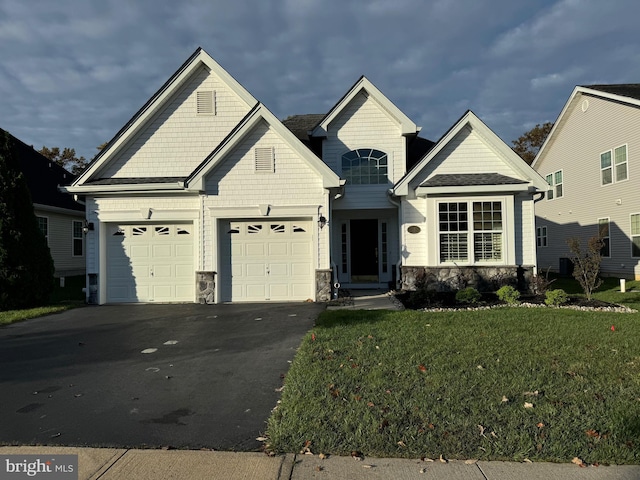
316;269;332;302
196;271;216;304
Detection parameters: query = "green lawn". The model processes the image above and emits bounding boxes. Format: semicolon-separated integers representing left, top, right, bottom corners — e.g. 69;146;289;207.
0;275;85;326
266;279;640;464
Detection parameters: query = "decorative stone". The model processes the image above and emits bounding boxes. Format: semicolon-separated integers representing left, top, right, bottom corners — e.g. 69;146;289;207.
316;269;332;302
400;265;534;293
196;271;216;304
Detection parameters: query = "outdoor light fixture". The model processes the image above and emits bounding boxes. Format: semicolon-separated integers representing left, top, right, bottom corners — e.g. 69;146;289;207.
318;215;327;229
83;220;94;234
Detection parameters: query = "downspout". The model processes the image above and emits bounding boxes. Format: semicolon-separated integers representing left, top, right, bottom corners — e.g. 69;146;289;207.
387;189;402;290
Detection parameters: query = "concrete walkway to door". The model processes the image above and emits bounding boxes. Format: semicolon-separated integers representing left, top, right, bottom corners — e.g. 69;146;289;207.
327;289;404;311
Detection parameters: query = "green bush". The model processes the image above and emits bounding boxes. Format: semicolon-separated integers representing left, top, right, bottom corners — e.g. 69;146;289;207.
455;287;481;305
545;289;569;306
496;285;520;305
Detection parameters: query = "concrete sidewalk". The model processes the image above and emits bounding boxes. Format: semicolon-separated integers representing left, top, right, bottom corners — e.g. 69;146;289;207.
2;447;640;479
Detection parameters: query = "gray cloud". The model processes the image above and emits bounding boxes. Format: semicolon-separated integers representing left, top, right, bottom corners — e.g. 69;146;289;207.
1;0;639;162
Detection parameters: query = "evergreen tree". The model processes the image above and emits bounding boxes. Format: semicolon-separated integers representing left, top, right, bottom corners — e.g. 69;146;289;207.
0;130;55;310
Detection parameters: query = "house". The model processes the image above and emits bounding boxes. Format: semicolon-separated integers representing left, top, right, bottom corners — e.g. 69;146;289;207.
532;85;640;281
1;128;85;277
64;47;548;304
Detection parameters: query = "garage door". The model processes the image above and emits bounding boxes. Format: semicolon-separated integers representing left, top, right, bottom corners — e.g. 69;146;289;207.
106;224;194;303
221;219;313;302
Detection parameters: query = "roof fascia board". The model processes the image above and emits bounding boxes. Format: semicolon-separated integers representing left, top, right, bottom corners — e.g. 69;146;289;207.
74;47;257;185
33;203;84;216
311;77;418;137
186;104;341;191
62;182;192;195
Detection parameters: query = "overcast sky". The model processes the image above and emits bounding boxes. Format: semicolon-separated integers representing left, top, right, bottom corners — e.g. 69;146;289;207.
1;0;639;163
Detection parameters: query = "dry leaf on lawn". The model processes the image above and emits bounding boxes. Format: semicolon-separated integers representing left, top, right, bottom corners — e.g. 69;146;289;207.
439;454;448;463
465;459;478;465
524;402;534;408
571;457;584;466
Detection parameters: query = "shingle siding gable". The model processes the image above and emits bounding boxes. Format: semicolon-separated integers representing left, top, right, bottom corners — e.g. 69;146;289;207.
100;65;252;179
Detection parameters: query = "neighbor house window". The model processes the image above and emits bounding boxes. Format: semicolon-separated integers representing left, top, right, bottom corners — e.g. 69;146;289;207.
598;218;610;258
536;226;547;248
545;170;563;199
37;216;48;244
601;145;628;185
341;149;388;185
631;214;640;258
438;200;503;263
72;220;83;256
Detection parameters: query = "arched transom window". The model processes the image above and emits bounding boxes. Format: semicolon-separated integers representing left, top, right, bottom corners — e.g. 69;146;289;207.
341;149;388;185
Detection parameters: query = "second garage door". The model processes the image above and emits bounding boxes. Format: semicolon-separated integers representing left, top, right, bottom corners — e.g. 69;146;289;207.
221;219;313;302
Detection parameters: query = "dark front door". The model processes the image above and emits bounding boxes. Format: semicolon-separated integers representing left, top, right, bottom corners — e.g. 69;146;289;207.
350;219;378;283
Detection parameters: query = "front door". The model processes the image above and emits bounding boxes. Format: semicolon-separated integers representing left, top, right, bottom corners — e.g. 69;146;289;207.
350;219;378;283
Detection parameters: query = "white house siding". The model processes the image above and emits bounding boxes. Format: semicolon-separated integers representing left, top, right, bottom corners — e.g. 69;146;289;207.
408;128;521;190
202;120;330;274
323;91;405;210
400;196;428;265
100;65;252;178
515;195;537;266
34;207;86;276
534;93;640;279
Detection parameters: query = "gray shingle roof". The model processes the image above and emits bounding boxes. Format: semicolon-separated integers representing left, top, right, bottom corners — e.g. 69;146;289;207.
420;173;527;187
282;114;325;140
583;84;640;101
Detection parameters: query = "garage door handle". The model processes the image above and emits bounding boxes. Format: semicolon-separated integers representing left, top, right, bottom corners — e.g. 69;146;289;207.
266;267;270;275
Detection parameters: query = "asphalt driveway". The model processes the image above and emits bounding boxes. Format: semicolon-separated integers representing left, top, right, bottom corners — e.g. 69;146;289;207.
0;302;324;451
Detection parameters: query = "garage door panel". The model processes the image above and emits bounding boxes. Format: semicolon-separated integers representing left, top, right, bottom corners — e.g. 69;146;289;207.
246;263;266;277
291;242;310;256
153;244;172;258
291;263;311;276
268;242;288;256
246;243;266;256
130;245;150;258
292;284;312;297
246;284;266;298
269;263;288;276
269;284;288;298
107;224;194;303
153;265;172;278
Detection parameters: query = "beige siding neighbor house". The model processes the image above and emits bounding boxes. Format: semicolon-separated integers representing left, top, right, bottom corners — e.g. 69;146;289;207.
64;48;548;304
533;85;640;281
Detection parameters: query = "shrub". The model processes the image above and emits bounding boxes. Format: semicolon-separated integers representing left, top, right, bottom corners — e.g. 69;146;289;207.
496;285;520;305
545;289;569;306
567;236;603;301
531;267;556;295
455;287;481;305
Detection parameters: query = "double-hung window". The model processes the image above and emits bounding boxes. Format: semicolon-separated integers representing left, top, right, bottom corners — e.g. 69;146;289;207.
72;220;84;257
545;170;563;199
536;226;547;248
601;145;628;185
438;200;503;263
37;216;49;244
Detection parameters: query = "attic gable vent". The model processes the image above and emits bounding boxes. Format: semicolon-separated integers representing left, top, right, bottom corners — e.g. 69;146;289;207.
196;90;215;115
255;147;274;173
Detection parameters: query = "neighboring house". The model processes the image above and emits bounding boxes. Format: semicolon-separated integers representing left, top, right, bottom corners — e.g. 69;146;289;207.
64;47;547;304
532;85;640;281
1;128;86;277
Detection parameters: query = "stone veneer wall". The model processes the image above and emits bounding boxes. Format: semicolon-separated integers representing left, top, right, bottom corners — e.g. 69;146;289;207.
401;265;534;293
316;269;332;302
196;271;216;304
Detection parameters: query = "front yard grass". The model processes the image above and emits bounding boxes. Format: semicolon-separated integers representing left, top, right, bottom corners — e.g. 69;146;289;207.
266;280;640;464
